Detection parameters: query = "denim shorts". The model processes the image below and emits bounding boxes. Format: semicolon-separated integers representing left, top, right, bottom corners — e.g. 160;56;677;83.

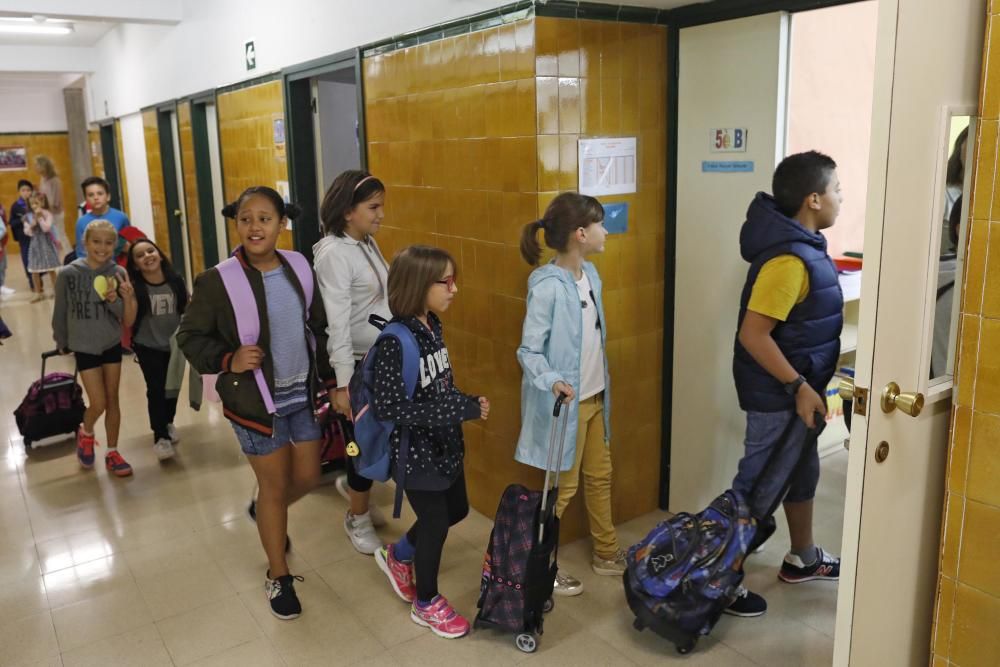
230;404;323;457
732;409;820;515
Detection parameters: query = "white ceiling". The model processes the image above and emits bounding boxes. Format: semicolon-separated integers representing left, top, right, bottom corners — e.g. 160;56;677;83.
602;0;713;8
0;18;114;47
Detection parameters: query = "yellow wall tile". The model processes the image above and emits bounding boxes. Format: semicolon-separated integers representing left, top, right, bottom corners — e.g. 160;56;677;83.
558;77;581;134
941;491;964;579
958;500;1000;598
952;583;1000;667
971;120;997;220
962;219;989;315
980;222;1000;317
967;410;1000;507
932;575;956;659
534;17;560;77
983;18;1000;120
536;77;559;135
0;133;75;248
975;318;1000;413
956;314;981;407
949;405;972;494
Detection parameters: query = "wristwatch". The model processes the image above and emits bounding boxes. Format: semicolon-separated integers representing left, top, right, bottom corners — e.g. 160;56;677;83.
784;375;806;396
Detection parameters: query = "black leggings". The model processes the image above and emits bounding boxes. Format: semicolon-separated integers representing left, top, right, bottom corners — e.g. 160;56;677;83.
134;344;178;442
405;473;469;602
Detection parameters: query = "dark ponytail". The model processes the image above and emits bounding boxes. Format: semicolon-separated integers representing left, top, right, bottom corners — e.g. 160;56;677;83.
519;192;605;266
320;170;386;236
221;186;301;221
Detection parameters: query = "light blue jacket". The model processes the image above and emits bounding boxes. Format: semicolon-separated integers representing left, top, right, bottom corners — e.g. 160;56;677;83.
515;262;611;472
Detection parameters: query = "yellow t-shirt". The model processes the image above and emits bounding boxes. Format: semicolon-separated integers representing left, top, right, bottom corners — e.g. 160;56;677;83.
747;255;810;321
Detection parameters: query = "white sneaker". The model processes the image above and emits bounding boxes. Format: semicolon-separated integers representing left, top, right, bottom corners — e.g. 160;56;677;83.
0;286;14;297
153;438;176;461
335;474;387;527
553;571;584;596
344;510;381;555
166;424;180;444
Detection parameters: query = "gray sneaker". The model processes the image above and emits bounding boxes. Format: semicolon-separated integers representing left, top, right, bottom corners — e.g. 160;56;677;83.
335;474;388;527
592;549;627;576
553;571;584;596
344;510;381;555
166;423;180;444
153;438;176;461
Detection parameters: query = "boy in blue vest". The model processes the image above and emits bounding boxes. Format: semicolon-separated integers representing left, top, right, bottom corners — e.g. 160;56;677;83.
75;177;130;259
726;151;844;618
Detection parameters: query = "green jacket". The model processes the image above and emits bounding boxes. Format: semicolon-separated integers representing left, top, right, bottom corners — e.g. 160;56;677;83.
176;248;336;435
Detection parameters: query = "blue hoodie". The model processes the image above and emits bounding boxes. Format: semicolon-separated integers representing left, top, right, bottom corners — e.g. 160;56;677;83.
733;192;843;412
515;262;611;472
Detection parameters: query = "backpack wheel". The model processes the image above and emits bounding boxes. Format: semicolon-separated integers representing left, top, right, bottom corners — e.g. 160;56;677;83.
543;597;554;613
677;640;696;655
23;438;32;450
515;633;538;653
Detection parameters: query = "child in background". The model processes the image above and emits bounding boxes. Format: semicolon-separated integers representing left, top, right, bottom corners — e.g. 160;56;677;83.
10;180;35;290
26;193;62;302
177;186;336;621
516;192;622;597
373;245;489;640
53;220;137;476
314;169;391;554
75;176;131;259
127;238;188;461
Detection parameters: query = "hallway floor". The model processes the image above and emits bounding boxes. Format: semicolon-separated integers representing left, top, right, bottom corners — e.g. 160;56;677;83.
0;270;844;666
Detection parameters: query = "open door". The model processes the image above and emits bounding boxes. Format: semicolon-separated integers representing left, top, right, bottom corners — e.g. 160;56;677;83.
834;0;984;663
157;107;192;287
98;121;124;211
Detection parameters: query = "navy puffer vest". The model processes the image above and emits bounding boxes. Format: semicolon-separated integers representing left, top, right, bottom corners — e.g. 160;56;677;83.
733;193;844;412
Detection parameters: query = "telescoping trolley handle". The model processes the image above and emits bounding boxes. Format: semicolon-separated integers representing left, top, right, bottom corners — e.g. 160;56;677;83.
40;349;77;384
539;393;570;543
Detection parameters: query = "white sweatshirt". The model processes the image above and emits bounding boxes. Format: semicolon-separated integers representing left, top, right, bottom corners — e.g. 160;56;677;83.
313;233;391;388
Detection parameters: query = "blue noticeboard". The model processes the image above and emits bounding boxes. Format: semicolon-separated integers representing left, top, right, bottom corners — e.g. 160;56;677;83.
702;160;754;173
603;202;628;234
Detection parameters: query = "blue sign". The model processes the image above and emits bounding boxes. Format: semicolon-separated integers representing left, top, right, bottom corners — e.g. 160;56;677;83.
702;160;754;173
603;202;628;234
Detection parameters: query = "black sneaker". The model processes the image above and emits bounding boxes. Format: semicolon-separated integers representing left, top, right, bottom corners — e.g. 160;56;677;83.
779;547;840;583
247;499;292;553
265;572;304;620
723;586;767;617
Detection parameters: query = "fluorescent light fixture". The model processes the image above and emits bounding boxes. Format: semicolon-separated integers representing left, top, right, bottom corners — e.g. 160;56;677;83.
0;22;74;35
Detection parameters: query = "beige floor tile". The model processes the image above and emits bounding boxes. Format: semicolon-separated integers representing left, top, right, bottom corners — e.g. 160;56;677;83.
136;560;238;620
36;530;122;575
50;584;154;652
121;531;214;579
713;610;834;666
389;630;522;667
186;638;285;667
0;574;49;624
156;595;262;666
0;543;42;585
60;623;173;667
43;555;135;609
0;611;60;667
517;629;638;665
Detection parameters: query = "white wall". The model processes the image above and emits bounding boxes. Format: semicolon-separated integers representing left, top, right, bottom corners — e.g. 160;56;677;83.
87;0;509;120
0;88;67;132
118;112;155;238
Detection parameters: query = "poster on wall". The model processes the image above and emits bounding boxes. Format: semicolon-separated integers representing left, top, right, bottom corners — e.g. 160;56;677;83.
578;138;637;196
273;117;286;160
0;146;27;171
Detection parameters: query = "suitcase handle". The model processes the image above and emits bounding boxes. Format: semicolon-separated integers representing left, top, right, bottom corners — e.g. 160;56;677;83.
539;393;571;542
40;349;77;385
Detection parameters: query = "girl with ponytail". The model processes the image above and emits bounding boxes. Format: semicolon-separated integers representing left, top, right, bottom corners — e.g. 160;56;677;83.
177;186;337;621
515;192;623;596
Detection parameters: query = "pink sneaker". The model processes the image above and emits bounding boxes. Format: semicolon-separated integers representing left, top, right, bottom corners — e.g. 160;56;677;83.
375;545;415;603
410;595;470;639
76;427;96;469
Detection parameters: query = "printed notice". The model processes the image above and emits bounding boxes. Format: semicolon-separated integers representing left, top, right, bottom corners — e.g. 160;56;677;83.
578;138;637;197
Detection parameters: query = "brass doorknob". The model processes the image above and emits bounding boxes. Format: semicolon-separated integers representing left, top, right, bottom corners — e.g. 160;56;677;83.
881;382;924;417
838;377;855;401
174;209;182;217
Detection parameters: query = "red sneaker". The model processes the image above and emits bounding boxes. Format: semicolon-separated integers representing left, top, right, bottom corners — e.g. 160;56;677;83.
375;545;416;603
105;450;133;477
76;427;96;469
410;595;470;639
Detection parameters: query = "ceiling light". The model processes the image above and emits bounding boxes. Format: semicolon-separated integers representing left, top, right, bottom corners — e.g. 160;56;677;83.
0;22;74;35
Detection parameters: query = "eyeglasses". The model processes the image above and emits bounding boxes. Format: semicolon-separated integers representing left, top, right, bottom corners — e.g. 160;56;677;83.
435;276;457;290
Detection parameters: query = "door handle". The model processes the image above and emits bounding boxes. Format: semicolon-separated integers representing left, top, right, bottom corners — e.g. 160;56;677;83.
173;209;182;217
838;377;869;416
881;382;924;417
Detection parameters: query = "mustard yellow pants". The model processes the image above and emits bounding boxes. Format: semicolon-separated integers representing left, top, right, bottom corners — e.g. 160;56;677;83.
554;393;620;559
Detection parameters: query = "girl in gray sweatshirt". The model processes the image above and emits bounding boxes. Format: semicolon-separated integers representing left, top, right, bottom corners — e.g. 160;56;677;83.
52;220;137;476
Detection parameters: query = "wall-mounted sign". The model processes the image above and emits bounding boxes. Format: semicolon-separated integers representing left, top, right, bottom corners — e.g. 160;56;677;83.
245;40;257;71
702;160;754;173
273;117;286;160
603;202;628;234
579;137;637;197
0;146;27;171
710;128;748;153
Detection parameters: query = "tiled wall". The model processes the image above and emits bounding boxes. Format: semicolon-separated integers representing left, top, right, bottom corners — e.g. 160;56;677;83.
931;5;1000;665
177;102;205;276
0;133;75;251
364;17;667;540
88;129;103;179
216;80;292;251
141;110;171;252
113;119;130;218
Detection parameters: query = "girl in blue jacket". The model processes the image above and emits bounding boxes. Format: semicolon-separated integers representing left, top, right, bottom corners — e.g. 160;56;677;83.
515;192;622;597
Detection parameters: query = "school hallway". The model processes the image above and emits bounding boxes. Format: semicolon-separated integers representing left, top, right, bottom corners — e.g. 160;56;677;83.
0;264;842;666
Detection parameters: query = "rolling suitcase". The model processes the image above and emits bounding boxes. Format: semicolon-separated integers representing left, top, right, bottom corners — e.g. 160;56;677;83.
623;412;826;654
474;395;569;654
14;350;85;451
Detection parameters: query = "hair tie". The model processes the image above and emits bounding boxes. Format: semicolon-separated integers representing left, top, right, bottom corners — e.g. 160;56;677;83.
354;175;376;192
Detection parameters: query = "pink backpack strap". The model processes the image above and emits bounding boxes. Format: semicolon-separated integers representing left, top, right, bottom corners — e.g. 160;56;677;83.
277;250;314;306
216;257;276;415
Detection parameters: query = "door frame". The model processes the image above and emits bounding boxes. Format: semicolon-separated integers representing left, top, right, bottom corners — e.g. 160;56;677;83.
187;90;222;269
281;48;367;262
658;0;877;508
97;119;124;211
155;102;188;285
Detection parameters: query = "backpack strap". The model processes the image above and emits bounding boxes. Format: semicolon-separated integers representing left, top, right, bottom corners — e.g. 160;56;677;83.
277;249;314;306
380;322;421;517
216;257;276;415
